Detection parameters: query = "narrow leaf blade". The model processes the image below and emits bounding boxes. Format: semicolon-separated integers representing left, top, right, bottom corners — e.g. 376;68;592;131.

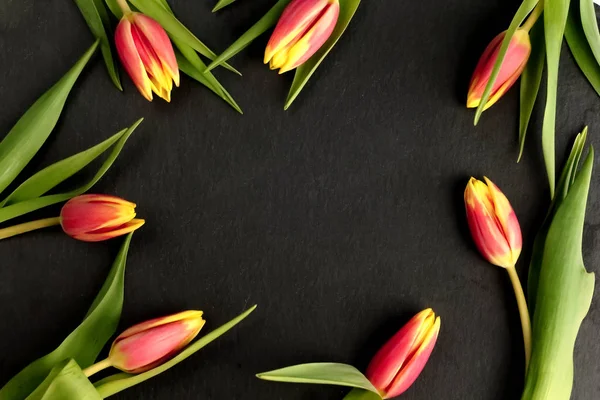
257;363;379;394
343;389;383;400
0;129;127;207
285;0;361;110
206;0;292;72
565;2;600;96
473;0;540;124
128;0;240;75
0;234;134;400
213;0;237;12
518;20;545;161
73;0;122;90
95;305;257;397
580;0;600;63
0;41;98;197
0;119;142;225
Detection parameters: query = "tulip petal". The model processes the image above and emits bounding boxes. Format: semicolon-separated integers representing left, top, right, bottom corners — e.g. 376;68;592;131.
72;219;145;242
115;18;153;101
264;0;329;63
118;311;205;339
484;177;522;262
385;317;440;398
279;1;340;73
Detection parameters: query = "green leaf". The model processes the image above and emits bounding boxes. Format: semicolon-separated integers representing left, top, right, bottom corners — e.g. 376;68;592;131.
343;389;383;400
473;0;540;124
0;128;128;207
104;0;123;18
213;0;237;12
542;0;571;198
580;0;600;63
0;119;142;225
95;305;257;397
152;0;242;113
256;363;380;394
528;129;588;315
73;0;122;90
518;20;545;162
0;41;98;198
0;234;134;400
522;145;595;399
285;0;362;110
127;0;240;75
565;2;600;96
205;0;292;73
25;360;101;400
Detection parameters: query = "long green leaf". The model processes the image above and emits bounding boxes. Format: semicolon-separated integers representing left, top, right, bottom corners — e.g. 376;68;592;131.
104;0;123;18
73;0;122;90
343;389;383;400
285;0;361;110
522;147;595;399
128;0;240;75
152;0;242;113
213;0;237;12
518;20;545;162
95;305;257;397
580;0;600;63
528;129;587;315
0;129;128;207
542;0;571;198
0;234;134;400
565;5;600;96
0;119;142;225
256;363;380;394
205;0;292;73
473;0;540;124
0;41;98;197
25;360;101;400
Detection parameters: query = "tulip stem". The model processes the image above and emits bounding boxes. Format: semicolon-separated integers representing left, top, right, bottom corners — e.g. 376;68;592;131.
83;359;112;378
506;266;532;371
116;0;132;14
0;217;61;240
521;0;544;32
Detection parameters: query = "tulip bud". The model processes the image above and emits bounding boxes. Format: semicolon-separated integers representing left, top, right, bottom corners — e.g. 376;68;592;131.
366;309;440;398
264;0;340;73
60;194;145;242
464;177;522;268
467;29;531;110
115;12;180;102
109;310;206;373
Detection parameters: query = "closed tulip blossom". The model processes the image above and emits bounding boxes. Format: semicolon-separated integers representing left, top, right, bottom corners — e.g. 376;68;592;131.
0;194;144;242
83;311;206;377
114;0;179;102
365;309;440;398
264;0;340;73
467;29;531;110
464;177;531;368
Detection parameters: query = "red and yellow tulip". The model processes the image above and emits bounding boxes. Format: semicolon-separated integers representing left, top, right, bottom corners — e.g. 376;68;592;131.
115;11;180;102
60;194;145;242
467;29;531;110
366;309;440;398
264;0;340;73
464;177;522;268
108;310;205;373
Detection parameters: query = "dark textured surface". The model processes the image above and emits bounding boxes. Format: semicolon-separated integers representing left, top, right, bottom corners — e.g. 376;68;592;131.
0;0;599;399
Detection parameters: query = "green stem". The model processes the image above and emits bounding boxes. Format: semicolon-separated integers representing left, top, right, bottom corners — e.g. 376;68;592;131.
521;0;544;32
506;266;532;371
0;217;61;240
83;359;112;378
116;0;132;14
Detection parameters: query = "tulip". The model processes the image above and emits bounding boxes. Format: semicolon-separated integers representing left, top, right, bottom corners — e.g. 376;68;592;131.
264;0;340;73
467;29;531;110
365;309;440;398
60;194;145;242
114;0;179;102
464;177;531;368
464;177;521;269
83;311;206;377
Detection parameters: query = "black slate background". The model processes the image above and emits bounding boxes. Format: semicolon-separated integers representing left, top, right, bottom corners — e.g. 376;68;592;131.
1;0;600;399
